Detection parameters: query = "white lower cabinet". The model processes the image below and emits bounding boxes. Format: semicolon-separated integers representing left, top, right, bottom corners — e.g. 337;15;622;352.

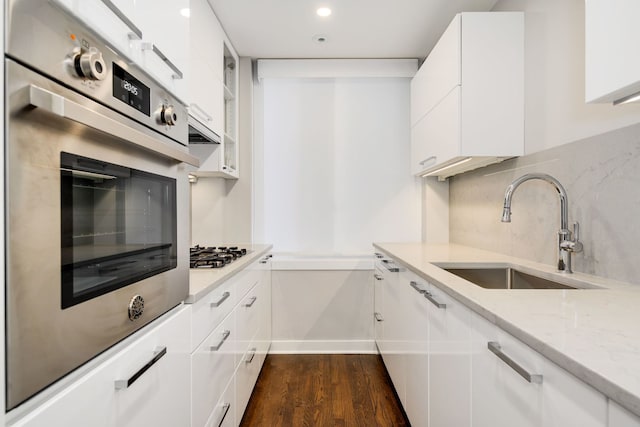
191;311;236;427
191;254;272;427
471;312;607;427
373;254;621;427
10;306;191;427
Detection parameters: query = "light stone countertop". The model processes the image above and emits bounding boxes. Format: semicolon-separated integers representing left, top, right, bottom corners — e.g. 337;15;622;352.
373;242;640;418
186;244;273;303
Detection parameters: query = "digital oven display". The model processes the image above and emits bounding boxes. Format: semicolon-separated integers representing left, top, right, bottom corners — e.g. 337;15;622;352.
112;63;151;116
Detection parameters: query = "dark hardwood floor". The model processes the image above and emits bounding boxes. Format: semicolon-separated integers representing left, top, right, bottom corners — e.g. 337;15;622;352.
240;354;410;427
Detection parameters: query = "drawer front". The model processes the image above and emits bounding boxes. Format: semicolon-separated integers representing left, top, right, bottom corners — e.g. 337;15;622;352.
235;332;262;425
410;86;461;176
11;307;191;427
205;379;235;427
192;311;236;427
191;279;237;352
236;281;264;352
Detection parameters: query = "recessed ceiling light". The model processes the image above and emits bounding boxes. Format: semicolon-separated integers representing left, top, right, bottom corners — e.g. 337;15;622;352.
312;34;329;44
316;7;332;17
180;8;190;17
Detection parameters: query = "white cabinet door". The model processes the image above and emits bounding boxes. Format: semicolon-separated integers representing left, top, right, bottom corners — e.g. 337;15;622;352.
585;0;640;103
427;284;472;427
380;263;406;405
410;86;460;176
608;400;640;427
410;14;461;126
471;312;607;427
373;267;385;349
205;379;235;427
12;307;191;427
191;311;236;427
410;12;523;178
132;0;189;102
471;312;543;427
401;272;429;427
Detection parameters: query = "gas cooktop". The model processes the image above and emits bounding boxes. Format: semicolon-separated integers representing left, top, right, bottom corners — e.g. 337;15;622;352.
189;245;249;269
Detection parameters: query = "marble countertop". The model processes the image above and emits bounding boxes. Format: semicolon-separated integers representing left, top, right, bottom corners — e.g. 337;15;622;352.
186;244;273;303
373;242;640;418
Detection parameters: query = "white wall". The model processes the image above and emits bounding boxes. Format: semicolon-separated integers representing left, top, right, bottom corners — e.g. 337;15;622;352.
254;72;421;254
492;0;640;154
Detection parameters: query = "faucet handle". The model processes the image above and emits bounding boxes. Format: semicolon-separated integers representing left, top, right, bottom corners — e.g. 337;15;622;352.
569;222;583;253
573;222;580;241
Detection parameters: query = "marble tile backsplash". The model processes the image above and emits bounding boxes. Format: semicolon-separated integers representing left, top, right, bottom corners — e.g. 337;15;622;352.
449;122;640;285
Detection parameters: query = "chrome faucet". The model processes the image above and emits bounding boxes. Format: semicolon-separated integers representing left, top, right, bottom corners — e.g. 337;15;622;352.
501;173;583;273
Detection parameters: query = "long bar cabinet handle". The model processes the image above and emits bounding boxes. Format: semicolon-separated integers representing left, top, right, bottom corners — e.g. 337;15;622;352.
409;280;427;294
210;330;231;351
381;259;400;272
114;346;167;390
245;348;257;364
141;42;184;79
374;273;383;281
244;296;257;307
215;402;231;427
374;312;384;322
487;341;543;384
424;291;446;309
210;291;231;308
100;0;143;39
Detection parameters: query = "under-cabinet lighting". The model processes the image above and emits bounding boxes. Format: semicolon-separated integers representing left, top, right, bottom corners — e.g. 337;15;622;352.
420;157;473;178
613;90;640;106
316;7;332;17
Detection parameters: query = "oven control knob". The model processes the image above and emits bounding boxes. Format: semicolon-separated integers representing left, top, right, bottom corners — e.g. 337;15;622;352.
159;104;178;126
74;47;107;81
128;295;145;321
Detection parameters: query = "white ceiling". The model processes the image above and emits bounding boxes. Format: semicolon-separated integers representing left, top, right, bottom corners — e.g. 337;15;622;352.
208;0;499;59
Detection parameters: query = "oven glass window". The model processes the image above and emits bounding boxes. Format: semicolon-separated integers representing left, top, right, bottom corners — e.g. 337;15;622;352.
60;152;177;308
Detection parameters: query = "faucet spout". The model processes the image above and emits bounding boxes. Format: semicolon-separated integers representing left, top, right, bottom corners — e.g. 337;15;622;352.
500;173;580;273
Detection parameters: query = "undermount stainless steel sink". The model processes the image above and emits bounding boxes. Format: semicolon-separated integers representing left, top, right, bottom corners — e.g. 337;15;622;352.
439;265;601;290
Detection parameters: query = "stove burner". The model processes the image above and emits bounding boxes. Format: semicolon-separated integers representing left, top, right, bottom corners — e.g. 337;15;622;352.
189;245;249;268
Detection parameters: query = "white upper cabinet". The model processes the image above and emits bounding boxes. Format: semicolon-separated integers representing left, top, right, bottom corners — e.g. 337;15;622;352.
410;12;524;179
50;0;189;102
134;0;190;103
188;0;240;179
585;0;640;104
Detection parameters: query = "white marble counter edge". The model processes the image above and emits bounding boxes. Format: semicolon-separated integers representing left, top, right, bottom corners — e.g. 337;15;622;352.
373;242;640;418
185;244;273;303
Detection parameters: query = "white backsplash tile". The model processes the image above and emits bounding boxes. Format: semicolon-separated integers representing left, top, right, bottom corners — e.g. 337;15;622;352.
449;122;640;285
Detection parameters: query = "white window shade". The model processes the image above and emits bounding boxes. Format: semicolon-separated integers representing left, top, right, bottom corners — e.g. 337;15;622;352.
255;73;421;255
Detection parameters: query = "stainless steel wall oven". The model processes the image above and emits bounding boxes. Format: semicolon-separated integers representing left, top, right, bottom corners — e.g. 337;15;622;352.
5;0;199;410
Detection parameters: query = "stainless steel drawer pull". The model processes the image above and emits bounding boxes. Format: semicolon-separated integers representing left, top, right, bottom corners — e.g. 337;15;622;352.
210;291;231;308
244;296;258;307
140;42;184;79
216;402;231;427
374;312;384;322
210;330;231;351
424;291;446;309
100;0;143;39
374;252;384;259
114;346;166;390
374;273;383;281
409;280;427;294
26;85;199;166
245;348;257;364
488;341;543;384
259;259;267;264
381;259;400;272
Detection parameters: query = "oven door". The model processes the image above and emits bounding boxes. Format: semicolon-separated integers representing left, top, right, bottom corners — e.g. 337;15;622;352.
5;59;191;410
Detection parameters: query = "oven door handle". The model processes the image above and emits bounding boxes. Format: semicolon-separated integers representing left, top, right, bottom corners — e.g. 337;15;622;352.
26;84;199;167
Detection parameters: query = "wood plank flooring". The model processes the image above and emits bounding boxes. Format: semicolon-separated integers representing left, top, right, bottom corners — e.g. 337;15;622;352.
240;354;410;427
